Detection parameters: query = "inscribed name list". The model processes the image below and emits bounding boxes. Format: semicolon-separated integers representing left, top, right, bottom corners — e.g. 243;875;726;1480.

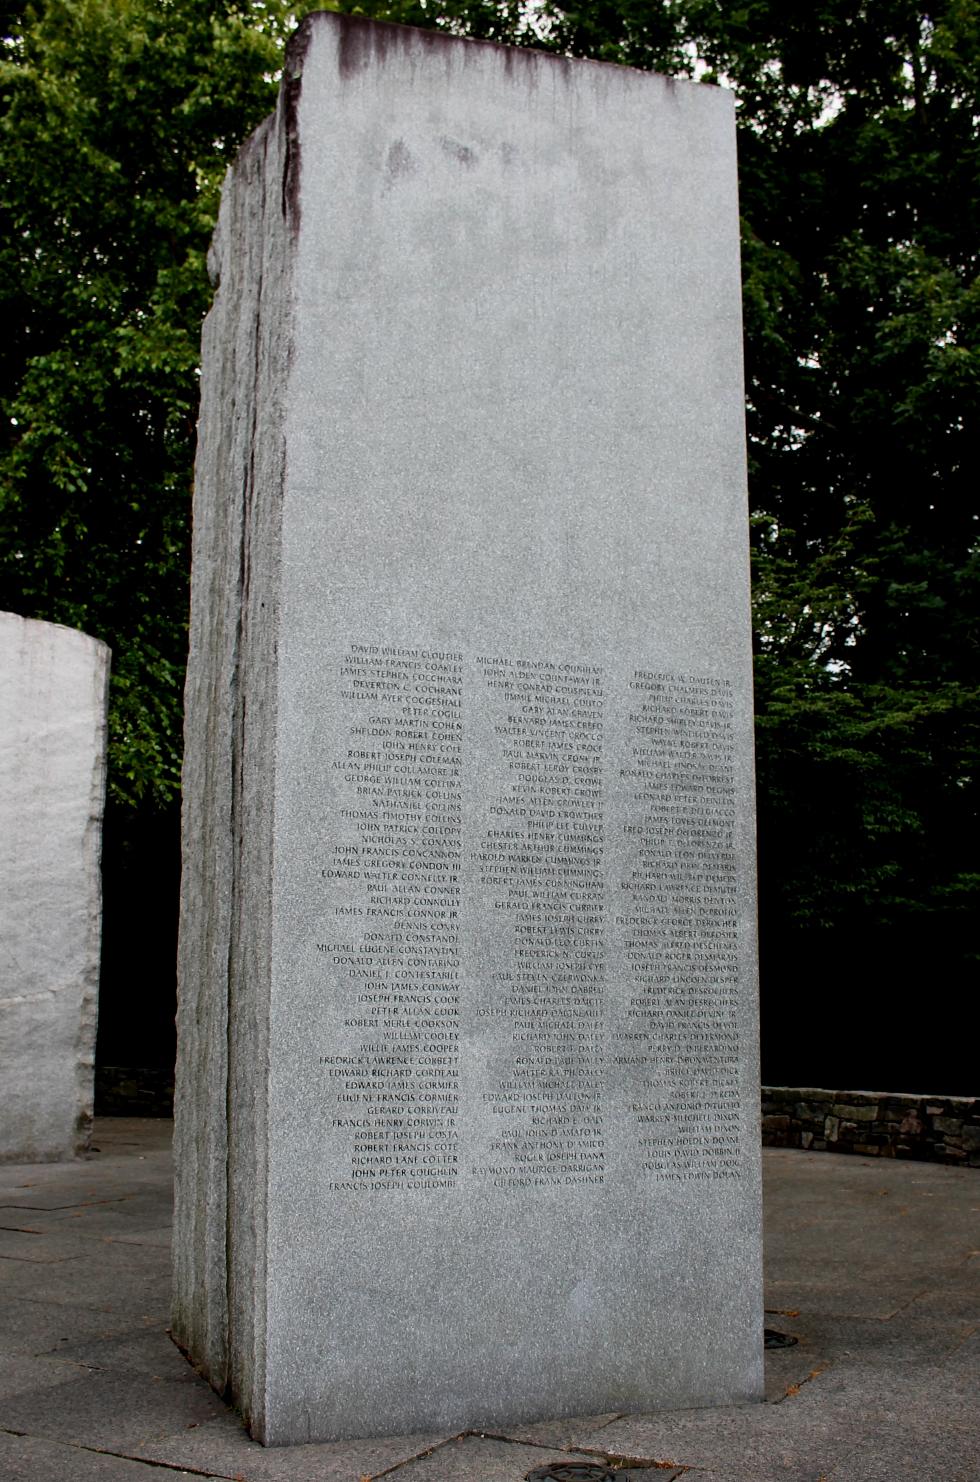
307;643;742;1196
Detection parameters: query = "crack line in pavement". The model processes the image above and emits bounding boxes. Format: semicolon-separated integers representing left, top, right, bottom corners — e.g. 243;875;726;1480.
447;1428;687;1473
577;1413;627;1437
455;1417;628;1450
0;1428;233;1478
568;1444;688;1472
816;1285;932;1323
364;1429;469;1477
0;1252;84;1264
945;1323;978;1357
0;1292;169;1316
773;1364;828;1403
453;1426;572;1449
882;1286;932;1320
0;1198;133;1211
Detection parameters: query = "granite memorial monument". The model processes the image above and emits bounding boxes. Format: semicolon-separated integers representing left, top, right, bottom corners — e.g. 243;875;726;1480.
174;11;763;1445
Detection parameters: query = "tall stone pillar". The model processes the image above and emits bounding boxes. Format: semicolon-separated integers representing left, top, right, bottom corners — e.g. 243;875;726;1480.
175;13;762;1445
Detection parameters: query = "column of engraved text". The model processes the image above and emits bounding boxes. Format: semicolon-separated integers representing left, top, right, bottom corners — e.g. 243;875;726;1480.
615;670;741;1181
473;656;606;1189
318;644;462;1192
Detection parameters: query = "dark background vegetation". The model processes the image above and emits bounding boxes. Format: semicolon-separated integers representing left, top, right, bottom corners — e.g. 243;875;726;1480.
2;1;977;1093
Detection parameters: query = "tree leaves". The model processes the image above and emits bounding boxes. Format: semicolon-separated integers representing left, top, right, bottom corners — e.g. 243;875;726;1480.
0;0;285;806
1;2;976;1079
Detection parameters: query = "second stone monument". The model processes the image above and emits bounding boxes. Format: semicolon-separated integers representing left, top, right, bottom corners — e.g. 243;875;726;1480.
0;613;109;1163
175;12;763;1445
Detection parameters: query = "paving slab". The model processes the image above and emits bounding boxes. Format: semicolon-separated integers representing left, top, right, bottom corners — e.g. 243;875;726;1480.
357;1434;617;1481
787;1353;980;1429
0;1185;131;1211
89;1122;172;1149
133;1411;457;1482
945;1327;980;1365
0;1295;157;1357
763;1274;936;1320
765;1226;976;1278
44;1324;204;1383
0;1126;977;1481
13;1190;173;1231
0;1225;125;1263
498;1412;625;1448
98;1225;172;1249
0;1351;98;1401
772;1310;974;1368
0;1366;226;1451
669;1469;827;1482
0;1430;198;1481
572;1401;851;1478
761;1340;832;1404
0;1174;169;1207
823;1418;980;1482
0;1262;170;1320
938;1249;980;1293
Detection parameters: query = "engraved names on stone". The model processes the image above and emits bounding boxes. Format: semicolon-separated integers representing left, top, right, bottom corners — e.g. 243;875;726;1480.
473;657;607;1190
315;652;744;1192
318;644;463;1191
615;671;742;1181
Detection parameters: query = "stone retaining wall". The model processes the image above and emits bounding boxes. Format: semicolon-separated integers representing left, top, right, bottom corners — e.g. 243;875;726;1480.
95;1072;980;1169
762;1086;980;1166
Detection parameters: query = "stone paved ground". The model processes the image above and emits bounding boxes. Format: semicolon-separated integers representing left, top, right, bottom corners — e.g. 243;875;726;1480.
0;1120;977;1481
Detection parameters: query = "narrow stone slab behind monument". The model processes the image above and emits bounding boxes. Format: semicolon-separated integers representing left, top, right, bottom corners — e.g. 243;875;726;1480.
0;612;110;1161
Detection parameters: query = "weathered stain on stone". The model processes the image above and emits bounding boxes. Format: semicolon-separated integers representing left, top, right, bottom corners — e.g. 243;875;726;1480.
281;17;314;233
385;138;418;187
439;135;478;167
333;9;578;87
336;12;455;79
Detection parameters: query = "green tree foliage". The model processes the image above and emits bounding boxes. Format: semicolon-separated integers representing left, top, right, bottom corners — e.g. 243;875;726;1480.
2;1;977;1078
0;0;296;804
684;1;980;953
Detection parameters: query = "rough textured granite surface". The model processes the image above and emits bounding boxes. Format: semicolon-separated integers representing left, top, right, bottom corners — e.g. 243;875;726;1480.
0;612;109;1162
175;11;762;1445
173;81;290;1413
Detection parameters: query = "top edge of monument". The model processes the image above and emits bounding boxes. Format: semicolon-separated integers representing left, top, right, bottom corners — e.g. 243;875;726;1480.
286;9;731;99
